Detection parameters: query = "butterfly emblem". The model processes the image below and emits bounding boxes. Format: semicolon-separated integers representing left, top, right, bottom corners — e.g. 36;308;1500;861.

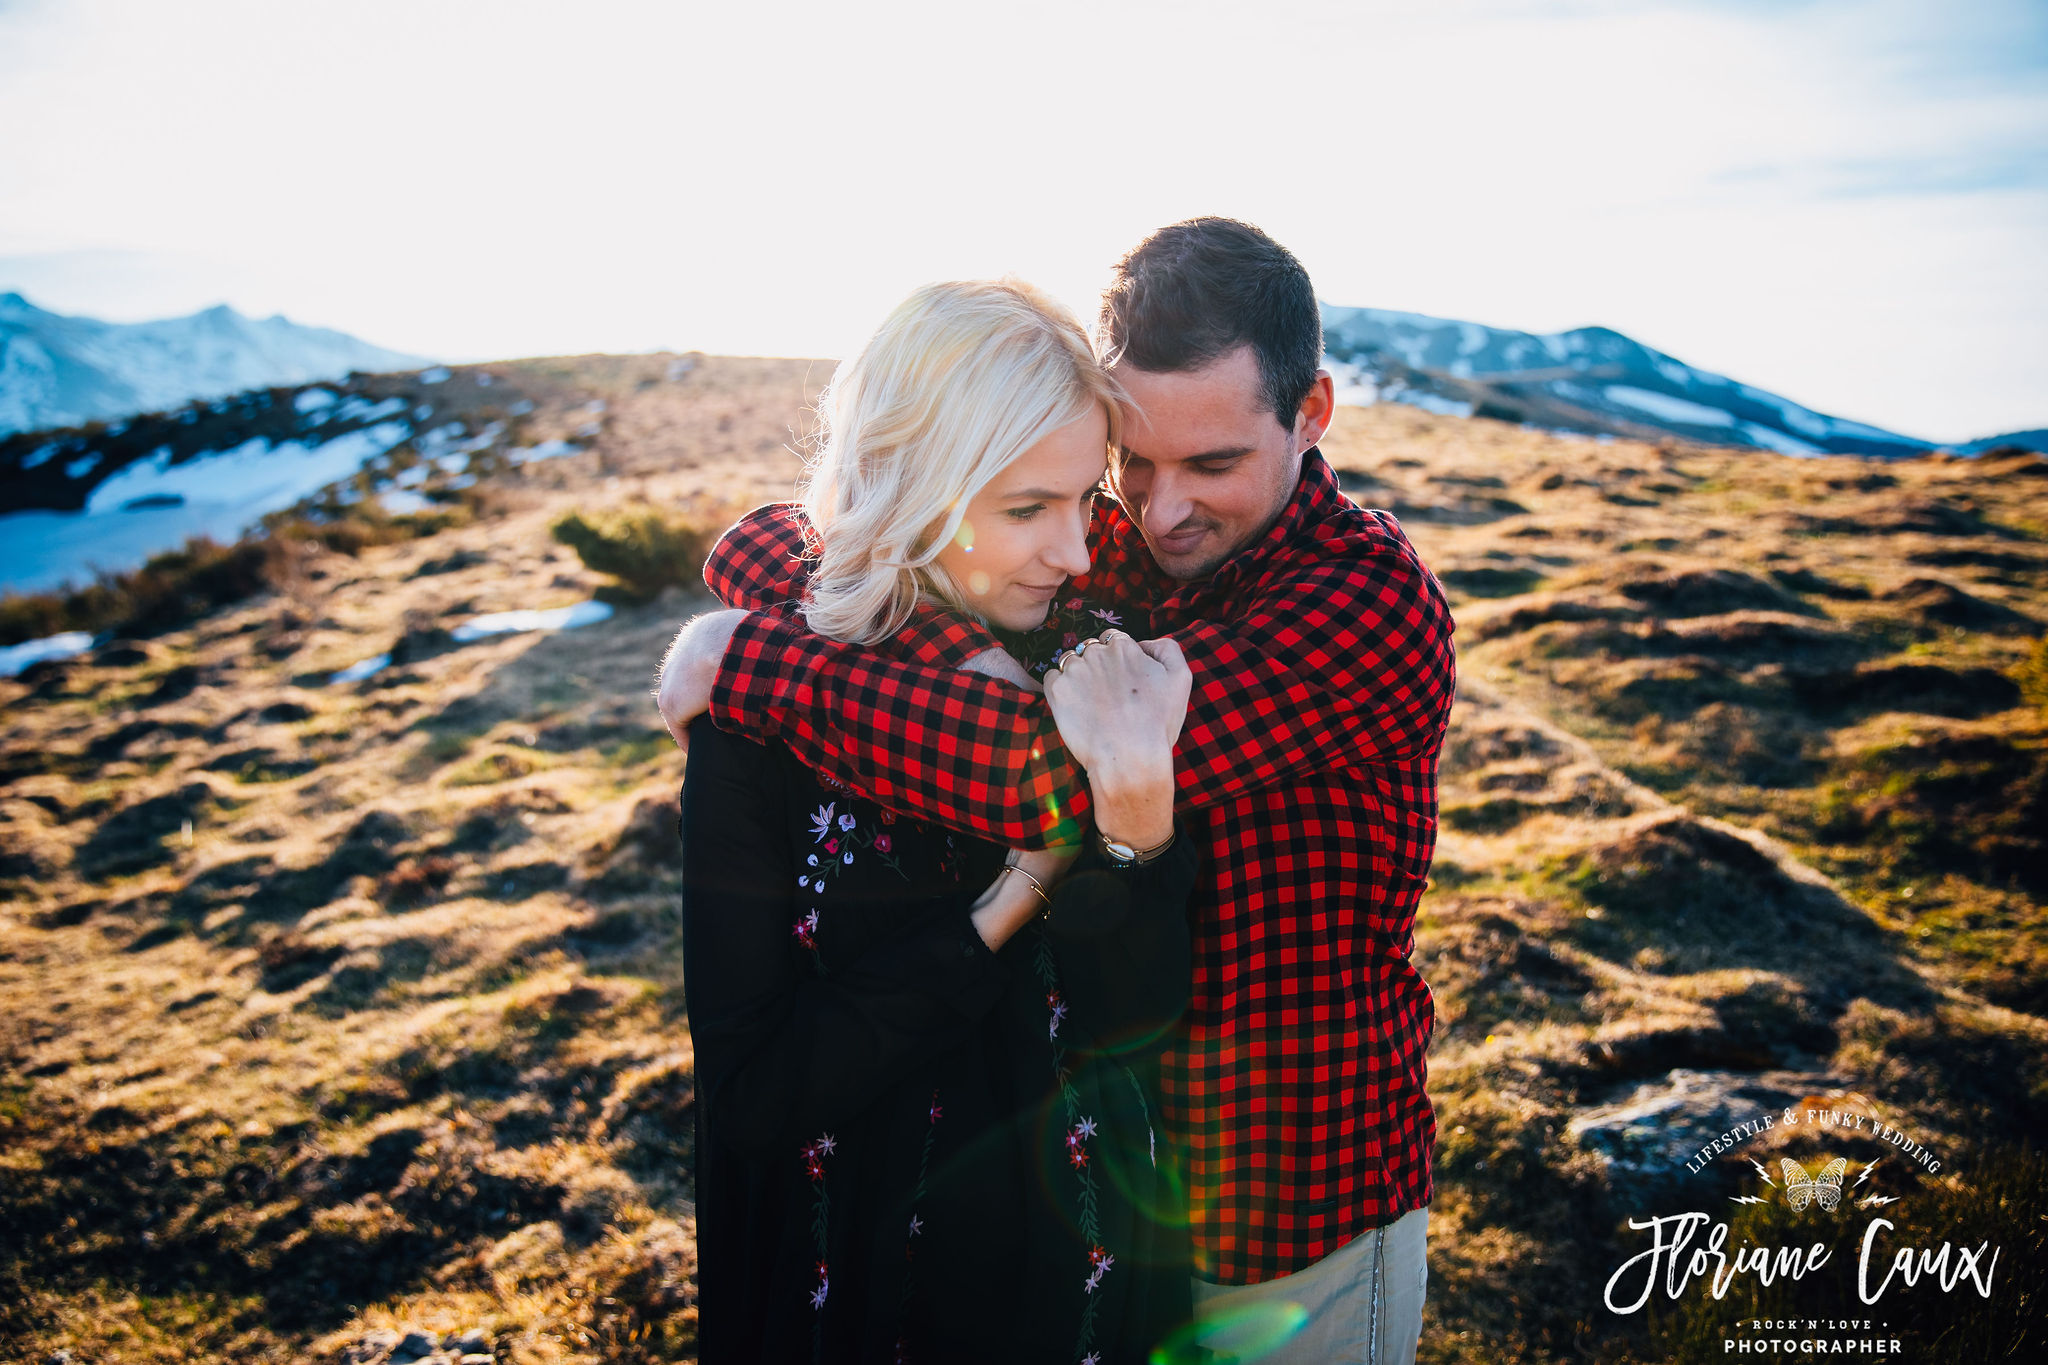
1781;1157;1847;1212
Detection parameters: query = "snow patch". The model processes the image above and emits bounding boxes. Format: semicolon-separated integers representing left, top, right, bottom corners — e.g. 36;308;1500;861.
0;631;93;678
84;422;411;516
417;420;502;462
450;600;614;642
1603;386;1736;428
1823;415;1913;442
1388;390;1475;419
1322;356;1379;407
417;366;452;384
294;388;339;414
1;421;412;592
506;439;579;464
333;395;407;425
1736;422;1825;456
329;653;391;685
379;489;436;515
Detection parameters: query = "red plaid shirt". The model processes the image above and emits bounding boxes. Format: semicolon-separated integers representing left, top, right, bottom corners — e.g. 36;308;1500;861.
702;449;1455;1284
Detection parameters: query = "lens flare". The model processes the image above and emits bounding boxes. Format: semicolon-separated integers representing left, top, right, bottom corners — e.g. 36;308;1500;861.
953;520;976;551
1024;1083;1190;1244
1151;1300;1311;1364
1040;795;1079;846
968;570;991;594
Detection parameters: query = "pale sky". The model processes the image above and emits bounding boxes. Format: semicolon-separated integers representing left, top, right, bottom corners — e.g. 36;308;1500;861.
1;0;2042;443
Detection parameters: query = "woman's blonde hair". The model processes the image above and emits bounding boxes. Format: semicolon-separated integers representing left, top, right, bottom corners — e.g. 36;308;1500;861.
797;278;1122;644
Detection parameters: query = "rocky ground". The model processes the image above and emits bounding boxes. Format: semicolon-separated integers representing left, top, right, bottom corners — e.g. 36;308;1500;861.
2;357;2043;1362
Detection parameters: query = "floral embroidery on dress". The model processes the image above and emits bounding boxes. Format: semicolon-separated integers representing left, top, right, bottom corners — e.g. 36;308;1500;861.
894;1087;947;1362
1033;928;1108;1359
801;801;910;893
802;1133;835;1329
904;1090;942;1265
1009;596;1151;680
791;790;926;954
1083;1245;1115;1295
1065;1117;1095;1170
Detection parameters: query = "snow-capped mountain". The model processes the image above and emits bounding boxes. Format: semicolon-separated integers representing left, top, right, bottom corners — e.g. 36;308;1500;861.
0;292;429;437
1322;305;1937;458
1955;428;2048;456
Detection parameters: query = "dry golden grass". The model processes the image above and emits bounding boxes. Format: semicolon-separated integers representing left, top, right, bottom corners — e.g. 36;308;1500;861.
3;369;2043;1362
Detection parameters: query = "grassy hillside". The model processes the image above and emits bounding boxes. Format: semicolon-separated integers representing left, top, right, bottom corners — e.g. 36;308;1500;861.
2;359;2042;1363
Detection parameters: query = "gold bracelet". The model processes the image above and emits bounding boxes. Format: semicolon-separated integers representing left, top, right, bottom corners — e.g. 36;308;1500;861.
1002;863;1053;915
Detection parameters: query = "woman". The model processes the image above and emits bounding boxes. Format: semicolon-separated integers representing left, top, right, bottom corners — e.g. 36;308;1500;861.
678;280;1198;1364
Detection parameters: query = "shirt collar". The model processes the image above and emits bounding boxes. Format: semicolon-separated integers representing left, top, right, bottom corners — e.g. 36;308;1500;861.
1099;446;1346;609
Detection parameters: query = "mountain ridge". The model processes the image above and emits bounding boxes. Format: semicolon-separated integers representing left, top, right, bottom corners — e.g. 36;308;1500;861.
4;291;2035;461
0;291;428;438
1321;303;1961;458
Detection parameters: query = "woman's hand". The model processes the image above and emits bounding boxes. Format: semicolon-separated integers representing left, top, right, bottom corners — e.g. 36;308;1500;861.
655;609;749;751
1043;632;1190;851
969;844;1081;951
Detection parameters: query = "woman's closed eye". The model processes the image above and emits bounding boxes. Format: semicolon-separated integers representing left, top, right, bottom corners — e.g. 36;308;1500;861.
1005;503;1047;521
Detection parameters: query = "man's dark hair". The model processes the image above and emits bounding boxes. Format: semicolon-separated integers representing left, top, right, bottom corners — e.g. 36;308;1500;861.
1098;217;1322;432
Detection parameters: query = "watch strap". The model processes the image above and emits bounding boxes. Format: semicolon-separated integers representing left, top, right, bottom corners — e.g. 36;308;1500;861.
1098;827;1176;866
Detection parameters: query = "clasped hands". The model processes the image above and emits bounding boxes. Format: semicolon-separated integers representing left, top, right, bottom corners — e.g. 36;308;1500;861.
653;613;1191;783
652;614;1190;950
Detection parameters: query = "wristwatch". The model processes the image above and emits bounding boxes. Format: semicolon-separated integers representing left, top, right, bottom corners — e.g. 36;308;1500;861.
1098;827;1176;866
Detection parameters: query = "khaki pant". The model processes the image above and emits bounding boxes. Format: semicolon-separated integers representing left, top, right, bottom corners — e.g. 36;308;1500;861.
1189;1206;1429;1365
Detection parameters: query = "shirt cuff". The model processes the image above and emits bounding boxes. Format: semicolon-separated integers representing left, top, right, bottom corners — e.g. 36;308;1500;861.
707;602;814;742
1043;818;1199;940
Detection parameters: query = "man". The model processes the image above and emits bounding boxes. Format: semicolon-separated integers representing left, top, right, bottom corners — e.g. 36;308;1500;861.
659;218;1455;1363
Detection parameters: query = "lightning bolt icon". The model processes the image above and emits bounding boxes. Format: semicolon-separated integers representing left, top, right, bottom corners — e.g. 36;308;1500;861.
1855;1159;1880;1187
1750;1158;1776;1187
1858;1194;1899;1208
1730;1195;1770;1205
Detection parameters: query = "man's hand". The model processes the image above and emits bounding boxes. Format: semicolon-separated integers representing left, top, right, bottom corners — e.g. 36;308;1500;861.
655;609;749;751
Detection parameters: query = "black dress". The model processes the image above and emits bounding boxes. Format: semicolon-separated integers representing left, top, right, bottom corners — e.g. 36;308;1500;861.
681;604;1197;1365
